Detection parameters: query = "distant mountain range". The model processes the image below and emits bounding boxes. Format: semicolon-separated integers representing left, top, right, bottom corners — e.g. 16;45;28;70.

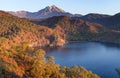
1;5;120;48
78;13;120;30
8;5;120;30
8;5;82;19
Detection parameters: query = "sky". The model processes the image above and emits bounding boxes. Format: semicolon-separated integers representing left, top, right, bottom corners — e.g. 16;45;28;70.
0;0;120;15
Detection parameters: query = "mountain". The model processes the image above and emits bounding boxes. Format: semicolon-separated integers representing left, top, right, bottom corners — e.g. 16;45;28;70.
32;16;105;33
8;10;29;18
31;16;120;43
8;5;82;19
79;13;110;23
103;13;120;30
79;13;120;30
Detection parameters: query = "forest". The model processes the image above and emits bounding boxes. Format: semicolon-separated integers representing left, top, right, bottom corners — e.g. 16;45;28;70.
0;43;100;78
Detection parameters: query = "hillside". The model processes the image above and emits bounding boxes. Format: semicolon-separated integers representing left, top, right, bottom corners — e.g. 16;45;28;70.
32;16;120;43
104;13;120;30
0;11;66;49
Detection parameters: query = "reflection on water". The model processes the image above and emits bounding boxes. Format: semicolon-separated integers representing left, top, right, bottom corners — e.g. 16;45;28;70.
45;42;120;78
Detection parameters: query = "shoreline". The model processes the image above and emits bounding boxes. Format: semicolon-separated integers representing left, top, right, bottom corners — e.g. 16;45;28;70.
68;40;120;45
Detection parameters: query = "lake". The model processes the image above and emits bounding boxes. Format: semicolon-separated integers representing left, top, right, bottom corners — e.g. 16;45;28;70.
46;42;120;78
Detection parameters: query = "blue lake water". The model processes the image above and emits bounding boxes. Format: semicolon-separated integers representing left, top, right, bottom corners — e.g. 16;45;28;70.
46;42;120;78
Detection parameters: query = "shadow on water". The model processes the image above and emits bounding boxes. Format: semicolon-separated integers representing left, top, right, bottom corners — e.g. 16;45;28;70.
98;42;120;48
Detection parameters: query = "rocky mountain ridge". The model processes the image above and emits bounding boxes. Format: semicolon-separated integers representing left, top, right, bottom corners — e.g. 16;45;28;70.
8;5;82;19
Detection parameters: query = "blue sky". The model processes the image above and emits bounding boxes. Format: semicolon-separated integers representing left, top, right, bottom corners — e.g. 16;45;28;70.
0;0;120;15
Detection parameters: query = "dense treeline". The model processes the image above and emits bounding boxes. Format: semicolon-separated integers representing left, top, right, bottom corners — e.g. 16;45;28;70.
0;43;100;78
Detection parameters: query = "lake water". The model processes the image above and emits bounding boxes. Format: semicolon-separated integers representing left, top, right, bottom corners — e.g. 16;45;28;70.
46;42;120;78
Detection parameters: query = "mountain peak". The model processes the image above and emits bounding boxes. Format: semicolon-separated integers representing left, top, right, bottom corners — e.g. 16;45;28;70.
44;5;65;13
47;5;57;8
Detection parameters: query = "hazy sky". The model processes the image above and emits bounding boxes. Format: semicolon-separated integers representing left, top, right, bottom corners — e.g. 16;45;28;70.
0;0;120;15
